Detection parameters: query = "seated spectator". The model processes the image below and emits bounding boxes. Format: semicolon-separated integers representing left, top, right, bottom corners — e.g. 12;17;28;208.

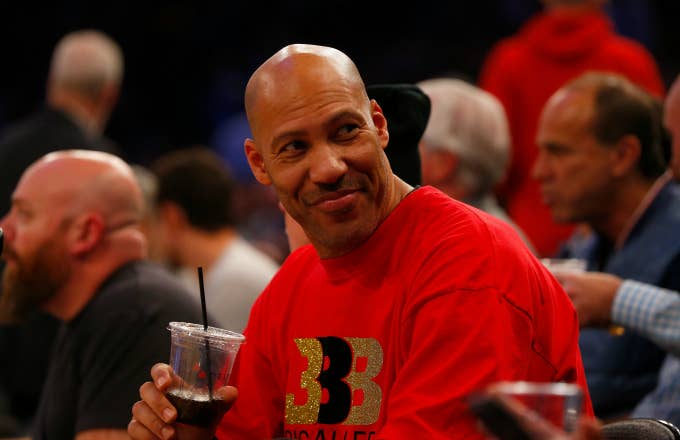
128;43;592;440
0;150;208;440
479;0;665;257
0;29;125;432
533;72;676;420
151;146;279;331
554;73;680;425
417;77;535;252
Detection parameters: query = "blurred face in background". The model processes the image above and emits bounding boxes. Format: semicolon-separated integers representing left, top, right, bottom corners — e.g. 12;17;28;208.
533;88;619;224
151;201;184;269
0;170;71;323
665;78;680;180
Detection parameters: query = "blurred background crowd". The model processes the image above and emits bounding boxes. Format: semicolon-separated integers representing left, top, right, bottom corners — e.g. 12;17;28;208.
1;0;680;438
0;0;678;263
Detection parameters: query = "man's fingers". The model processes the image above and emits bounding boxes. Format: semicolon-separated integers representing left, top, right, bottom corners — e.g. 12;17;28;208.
139;381;177;423
129;400;175;440
128;416;158;440
214;385;238;407
150;363;176;390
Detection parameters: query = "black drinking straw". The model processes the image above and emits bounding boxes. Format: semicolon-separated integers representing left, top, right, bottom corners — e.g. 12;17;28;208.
197;266;213;400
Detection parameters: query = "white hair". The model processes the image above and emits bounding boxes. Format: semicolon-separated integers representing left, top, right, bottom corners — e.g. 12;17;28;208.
417;78;510;197
48;29;124;98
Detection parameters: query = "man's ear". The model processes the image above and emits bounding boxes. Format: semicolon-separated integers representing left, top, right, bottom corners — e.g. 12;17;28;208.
370;99;390;151
69;213;105;256
157;202;188;229
427;150;459;183
610;134;642;177
244;138;272;185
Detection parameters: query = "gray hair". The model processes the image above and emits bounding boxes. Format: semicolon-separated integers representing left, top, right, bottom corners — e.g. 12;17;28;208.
48;29;124;99
417;78;510;197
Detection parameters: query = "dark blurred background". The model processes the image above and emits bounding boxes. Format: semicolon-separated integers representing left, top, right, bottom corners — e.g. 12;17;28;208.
0;0;678;176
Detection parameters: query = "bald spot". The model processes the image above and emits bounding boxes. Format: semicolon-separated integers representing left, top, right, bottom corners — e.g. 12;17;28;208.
22;150;143;226
244;44;369;144
540;86;596;134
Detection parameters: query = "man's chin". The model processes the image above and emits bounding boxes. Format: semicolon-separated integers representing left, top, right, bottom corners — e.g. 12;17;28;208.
0;279;46;324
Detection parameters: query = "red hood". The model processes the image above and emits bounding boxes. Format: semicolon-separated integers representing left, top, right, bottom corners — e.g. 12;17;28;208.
521;10;613;61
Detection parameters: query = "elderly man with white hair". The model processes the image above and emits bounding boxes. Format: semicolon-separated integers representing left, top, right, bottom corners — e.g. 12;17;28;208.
417;78;535;252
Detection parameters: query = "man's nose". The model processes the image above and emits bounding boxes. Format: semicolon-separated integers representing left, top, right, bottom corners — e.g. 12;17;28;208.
0;215;13;247
532;151;550;181
308;143;349;184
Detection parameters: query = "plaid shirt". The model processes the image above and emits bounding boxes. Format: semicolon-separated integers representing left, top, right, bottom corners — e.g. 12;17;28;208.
615;280;680;424
613;280;680;356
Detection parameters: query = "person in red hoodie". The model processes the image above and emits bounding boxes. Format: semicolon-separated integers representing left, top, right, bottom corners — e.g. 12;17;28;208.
479;0;664;257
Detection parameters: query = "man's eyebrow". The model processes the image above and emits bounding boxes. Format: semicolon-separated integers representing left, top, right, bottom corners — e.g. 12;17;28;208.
10;198;29;209
270;111;362;148
541;141;571;152
271;130;307;149
327;110;362;125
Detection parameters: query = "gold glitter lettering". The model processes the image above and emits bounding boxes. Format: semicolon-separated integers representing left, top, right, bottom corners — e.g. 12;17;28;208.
285;338;323;424
344;338;383;425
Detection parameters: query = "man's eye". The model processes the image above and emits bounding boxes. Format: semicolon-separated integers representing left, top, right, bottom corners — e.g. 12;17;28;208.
281;141;306;153
14;209;32;221
337;124;359;138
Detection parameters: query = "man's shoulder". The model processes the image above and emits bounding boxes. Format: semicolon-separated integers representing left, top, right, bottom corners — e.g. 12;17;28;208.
94;260;201;317
0;108;78;147
408;186;518;242
220;236;280;275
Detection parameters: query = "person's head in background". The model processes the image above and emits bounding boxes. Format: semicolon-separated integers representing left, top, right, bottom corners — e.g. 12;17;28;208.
366;84;430;187
664;75;680;180
417;78;510;206
533;71;665;239
47;29;123;136
0;150;145;324
131;164;163;261
540;0;607;10
151;147;237;270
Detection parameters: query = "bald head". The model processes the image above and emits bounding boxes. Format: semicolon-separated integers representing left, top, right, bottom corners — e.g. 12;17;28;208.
244;44;369;143
48;29;123;100
23;150;143;227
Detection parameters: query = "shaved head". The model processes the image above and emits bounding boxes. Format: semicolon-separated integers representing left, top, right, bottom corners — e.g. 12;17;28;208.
245;44;370;146
241;44;408;258
0;150;144;322
26;150;144;226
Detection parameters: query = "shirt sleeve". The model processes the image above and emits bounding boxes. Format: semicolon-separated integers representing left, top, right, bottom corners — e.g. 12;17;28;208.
613;280;680;356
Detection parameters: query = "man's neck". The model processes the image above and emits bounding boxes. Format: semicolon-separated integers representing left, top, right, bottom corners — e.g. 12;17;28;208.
591;177;657;245
47;91;102;136
177;227;237;271
42;230;147;321
41;261;127;321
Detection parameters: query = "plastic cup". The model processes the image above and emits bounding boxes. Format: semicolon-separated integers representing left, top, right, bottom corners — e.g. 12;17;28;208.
541;258;625;336
166;322;245;427
488;381;583;433
540;258;587;274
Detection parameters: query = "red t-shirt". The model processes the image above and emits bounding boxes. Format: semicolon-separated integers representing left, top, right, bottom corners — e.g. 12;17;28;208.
480;10;665;257
217;186;592;439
